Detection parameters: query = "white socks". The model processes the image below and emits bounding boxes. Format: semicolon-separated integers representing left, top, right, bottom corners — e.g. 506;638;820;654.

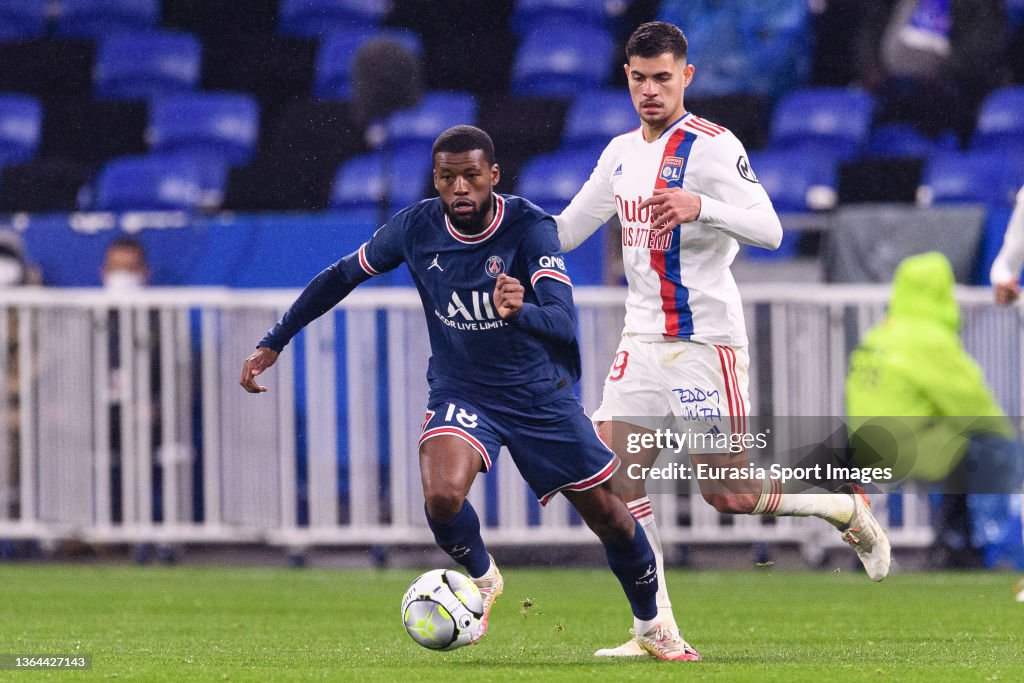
628;497;679;634
751;477;854;528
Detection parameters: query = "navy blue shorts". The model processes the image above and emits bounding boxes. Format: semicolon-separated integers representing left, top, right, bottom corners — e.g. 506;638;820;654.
418;391;619;506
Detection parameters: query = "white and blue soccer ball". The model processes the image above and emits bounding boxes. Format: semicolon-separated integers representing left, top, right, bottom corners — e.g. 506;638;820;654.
401;569;484;650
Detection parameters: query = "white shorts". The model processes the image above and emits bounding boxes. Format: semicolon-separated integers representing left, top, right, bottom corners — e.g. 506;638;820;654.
591;335;750;439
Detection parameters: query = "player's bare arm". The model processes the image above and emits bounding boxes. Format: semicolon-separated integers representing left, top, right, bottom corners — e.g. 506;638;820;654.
639;187;702;237
239;347;279;393
493;273;524;319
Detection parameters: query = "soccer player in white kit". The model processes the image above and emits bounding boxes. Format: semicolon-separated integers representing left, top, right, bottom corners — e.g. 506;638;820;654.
555;22;892;658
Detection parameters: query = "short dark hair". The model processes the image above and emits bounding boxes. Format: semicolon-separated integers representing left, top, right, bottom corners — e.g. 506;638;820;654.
107;236;147;263
625;21;688;62
432;125;496;166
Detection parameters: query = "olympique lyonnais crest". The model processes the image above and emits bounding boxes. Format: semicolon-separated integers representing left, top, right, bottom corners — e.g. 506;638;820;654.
485;255;505;278
660;156;683;182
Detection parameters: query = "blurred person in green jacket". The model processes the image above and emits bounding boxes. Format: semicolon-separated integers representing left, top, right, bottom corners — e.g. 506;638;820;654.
846;251;1023;568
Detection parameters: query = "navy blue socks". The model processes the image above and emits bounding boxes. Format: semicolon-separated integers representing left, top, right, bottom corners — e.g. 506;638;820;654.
602;519;659;621
425;500;491;578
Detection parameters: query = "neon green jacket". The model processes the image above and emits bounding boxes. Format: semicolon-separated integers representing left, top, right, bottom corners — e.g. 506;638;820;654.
845;252;1013;481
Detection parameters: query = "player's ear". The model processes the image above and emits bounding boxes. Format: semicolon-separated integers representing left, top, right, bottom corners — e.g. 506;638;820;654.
682;63;695;87
490;163;500;187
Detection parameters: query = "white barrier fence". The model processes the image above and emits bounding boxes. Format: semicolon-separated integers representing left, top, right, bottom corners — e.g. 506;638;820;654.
0;285;1018;555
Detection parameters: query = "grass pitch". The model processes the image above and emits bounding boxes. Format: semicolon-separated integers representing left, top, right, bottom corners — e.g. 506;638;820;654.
2;564;1021;681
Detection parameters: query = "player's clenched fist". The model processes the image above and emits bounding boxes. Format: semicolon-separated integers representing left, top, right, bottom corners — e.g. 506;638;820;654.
239;347;279;393
639;187;702;238
493;273;524;319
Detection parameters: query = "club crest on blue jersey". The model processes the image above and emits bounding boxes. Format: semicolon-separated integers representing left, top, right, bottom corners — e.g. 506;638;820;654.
485;255;505;278
660;157;683;182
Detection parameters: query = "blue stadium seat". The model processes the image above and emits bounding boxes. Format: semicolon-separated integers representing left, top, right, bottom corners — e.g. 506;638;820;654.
972;86;1024;152
515;150;598;214
314;28;424;100
148;93;260;166
56;0;159;38
279;0;389;37
562;90;637;149
512;0;607;34
769;88;874;159
922;150;1024;206
511;24;613;97
748;149;838;213
0;95;41;164
93;155;208;211
865;123;957;159
384;92;478;150
0;0;48;42
1009;0;1024;28
329;146;434;214
94;32;202;100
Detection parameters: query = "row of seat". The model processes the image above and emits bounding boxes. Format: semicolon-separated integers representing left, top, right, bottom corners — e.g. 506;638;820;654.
0;0;619;41
0;21;619;102
5;83;1024;215
5;82;1020;183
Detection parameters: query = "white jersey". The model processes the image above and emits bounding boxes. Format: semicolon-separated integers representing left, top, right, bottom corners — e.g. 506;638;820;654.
555;112;781;346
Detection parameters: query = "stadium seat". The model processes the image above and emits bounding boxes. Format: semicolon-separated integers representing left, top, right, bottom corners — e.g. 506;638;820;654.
921;150;1024;206
148;93;260;166
514;150;598;214
314;28;424;100
0;94;42;163
384;92;478;150
769;87;874;159
94;32;202;100
93;155;208;211
511;0;607;34
748;148;838;212
562;90;637;149
0;0;48;42
329;146;434;214
511;24;613;97
865;123;957;159
972;86;1024;152
279;0;389;37
56;0;160;38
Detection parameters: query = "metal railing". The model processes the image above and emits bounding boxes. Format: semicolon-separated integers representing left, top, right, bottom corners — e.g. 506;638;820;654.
0;285;1017;554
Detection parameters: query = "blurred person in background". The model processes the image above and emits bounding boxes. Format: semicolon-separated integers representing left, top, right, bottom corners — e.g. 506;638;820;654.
847;251;1024;568
0;231;38;520
854;0;1007;142
658;0;813;99
991;185;1024;305
101;237;164;528
102;236;149;292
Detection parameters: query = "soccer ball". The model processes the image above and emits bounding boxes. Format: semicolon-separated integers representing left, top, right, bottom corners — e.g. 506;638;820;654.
401;569;484;650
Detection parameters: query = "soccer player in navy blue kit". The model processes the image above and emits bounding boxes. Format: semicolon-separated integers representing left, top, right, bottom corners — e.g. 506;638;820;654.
240;126;692;659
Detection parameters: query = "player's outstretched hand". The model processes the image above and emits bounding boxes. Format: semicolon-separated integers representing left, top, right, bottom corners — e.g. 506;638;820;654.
493;274;524;319
240;347;279;393
640;187;702;238
994;277;1020;306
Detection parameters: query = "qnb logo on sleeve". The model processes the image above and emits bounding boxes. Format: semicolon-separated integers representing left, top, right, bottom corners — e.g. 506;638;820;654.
538;255;566;271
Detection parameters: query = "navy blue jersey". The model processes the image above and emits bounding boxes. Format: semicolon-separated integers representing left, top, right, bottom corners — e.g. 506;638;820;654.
259;194;580;404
